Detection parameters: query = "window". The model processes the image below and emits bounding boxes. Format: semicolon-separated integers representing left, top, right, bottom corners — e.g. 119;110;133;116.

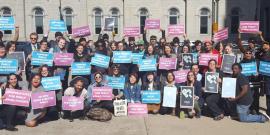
0;7;12;34
139;8;149;34
169;8;179;25
111;8;119;34
200;8;210;34
63;8;73;34
33;8;44;34
231;8;240;34
94;8;102;34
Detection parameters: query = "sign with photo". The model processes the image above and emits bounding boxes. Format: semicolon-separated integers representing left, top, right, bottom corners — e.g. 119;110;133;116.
104;18;115;31
221;54;235;74
180;86;194;109
162;86;177;107
205;72;219;93
221;78;236;98
182;53;193;69
6;52;25;71
113;99;128;117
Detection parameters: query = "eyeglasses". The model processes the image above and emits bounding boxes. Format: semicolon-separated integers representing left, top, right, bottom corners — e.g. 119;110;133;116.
30;37;37;40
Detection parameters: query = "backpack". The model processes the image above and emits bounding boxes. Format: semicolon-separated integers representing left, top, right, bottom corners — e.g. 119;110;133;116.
86;108;112;122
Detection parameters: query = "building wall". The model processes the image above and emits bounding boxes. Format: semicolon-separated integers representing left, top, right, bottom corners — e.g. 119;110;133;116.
0;0;264;42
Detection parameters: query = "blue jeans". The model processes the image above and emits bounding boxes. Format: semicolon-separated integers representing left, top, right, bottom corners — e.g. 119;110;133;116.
236;104;266;123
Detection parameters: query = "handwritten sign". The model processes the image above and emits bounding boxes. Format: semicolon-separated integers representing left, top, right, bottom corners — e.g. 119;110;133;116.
31;91;56;109
124;27;140;37
159;58;177;70
128;103;148;116
173;70;189;83
53;53;74;66
113;51;132;63
62;96;84;111
205;72;219;93
180;86;194;109
41;76;62;91
0;59;18;74
199;53;219;66
168;24;185;36
113;99;128;116
162;86;177;107
214;28;228;42
49;20;66;32
141;90;161;104
31;51;53;66
92;87;113;100
241;62;257;76
3;89;31;107
240;21;259;33
0;17;15;30
221;78;236;98
145;19;160;29
72;25;91;38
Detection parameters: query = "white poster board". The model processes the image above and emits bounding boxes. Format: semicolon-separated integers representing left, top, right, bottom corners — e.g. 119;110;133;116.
162;86;177;107
221;78;236;98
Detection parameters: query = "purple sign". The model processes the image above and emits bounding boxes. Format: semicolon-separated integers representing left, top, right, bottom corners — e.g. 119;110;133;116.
127;103;148;116
145;19;160;29
72;25;91;38
199;53;219;66
62;96;84;111
3;89;31;107
159;58;177;70
173;70;189;83
92;87;113;101
53;53;74;66
124;27;140;37
31;91;56;109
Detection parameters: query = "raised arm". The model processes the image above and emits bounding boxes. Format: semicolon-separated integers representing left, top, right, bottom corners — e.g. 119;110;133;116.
237;28;246;53
12;26;19;42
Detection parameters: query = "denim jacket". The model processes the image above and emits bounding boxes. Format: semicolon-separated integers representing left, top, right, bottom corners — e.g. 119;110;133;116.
123;83;141;103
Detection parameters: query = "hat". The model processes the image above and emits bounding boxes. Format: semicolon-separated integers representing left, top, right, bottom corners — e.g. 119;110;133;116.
204;39;212;44
55;32;63;38
69;76;89;88
111;64;120;69
136;40;144;45
150;35;157;40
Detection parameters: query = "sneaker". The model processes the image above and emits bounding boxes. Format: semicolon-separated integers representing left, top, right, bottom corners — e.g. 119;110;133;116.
261;111;270;121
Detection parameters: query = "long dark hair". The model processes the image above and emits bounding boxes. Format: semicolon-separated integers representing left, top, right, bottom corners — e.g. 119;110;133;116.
5;73;21;90
28;74;41;90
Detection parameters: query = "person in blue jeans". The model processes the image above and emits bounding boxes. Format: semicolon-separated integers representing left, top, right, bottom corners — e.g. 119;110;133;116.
229;63;269;123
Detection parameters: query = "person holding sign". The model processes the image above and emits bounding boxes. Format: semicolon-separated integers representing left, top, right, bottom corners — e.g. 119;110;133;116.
87;72;114;113
142;72;161;114
25;74;47;127
123;73;141;103
160;72;179;116
63;77;89;121
203;59;224;120
180;71;202;118
240;49;260;114
91;40;109;75
108;64;124;100
229;63;269;123
202;40;222;72
0;74;25;131
179;45;192;70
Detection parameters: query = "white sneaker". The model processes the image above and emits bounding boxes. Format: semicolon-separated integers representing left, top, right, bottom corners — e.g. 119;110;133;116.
260;111;270;121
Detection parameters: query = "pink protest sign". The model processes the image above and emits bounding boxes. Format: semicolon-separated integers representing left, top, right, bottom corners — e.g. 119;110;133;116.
168;24;185;36
62;96;84;111
159;58;177;70
214;28;228;42
92;87;113;100
53;53;74;66
199;53;219;66
145;19;160;29
127;103;148;116
173;70;189;83
72;25;91;38
124;27;140;37
31;91;56;109
240;21;259;33
3;89;31;107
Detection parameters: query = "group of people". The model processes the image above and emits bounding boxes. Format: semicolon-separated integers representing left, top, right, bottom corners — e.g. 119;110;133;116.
0;25;270;132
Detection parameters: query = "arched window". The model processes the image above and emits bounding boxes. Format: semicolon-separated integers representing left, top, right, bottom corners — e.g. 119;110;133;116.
63;8;73;34
33;7;44;34
111;8;119;34
139;8;149;34
231;7;241;34
0;7;12;34
200;8;210;34
169;8;179;25
94;8;102;34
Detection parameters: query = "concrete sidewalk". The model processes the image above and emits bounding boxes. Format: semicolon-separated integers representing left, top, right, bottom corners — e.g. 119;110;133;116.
0;114;269;135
